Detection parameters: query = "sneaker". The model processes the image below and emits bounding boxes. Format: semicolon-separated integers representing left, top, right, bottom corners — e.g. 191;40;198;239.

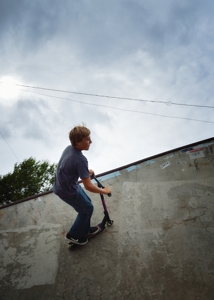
89;226;100;235
65;233;88;245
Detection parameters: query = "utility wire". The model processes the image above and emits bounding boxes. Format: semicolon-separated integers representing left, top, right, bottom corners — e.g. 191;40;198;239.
1;82;214;109
21;88;214;124
0;131;19;162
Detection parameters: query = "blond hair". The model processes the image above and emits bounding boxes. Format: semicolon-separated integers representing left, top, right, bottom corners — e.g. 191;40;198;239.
69;125;91;146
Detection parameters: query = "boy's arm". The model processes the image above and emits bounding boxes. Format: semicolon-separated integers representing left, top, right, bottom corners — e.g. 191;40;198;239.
82;177;111;195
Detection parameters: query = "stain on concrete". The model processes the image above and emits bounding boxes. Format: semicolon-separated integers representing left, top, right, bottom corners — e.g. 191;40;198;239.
0;224;61;289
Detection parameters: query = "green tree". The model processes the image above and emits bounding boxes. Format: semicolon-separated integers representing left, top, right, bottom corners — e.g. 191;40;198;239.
0;157;57;203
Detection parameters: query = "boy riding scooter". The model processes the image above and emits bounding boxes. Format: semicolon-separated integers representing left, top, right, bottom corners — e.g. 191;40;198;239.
53;125;111;245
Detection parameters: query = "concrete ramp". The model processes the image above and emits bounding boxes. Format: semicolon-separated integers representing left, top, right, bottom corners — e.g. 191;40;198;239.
0;138;214;299
0;223;61;288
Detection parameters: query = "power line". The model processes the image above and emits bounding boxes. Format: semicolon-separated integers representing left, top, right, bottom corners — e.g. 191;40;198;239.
21;88;214;124
0;82;214;109
0;131;19;162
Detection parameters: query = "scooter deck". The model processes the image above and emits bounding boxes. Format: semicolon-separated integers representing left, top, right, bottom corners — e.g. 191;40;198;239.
68;224;105;249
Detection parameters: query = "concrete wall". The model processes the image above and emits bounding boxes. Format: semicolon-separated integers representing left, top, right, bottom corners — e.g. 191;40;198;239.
0;138;214;299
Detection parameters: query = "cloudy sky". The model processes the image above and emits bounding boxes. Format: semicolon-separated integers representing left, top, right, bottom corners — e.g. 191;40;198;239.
0;0;214;177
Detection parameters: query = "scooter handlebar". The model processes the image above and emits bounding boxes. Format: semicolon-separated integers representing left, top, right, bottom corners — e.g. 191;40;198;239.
92;175;112;197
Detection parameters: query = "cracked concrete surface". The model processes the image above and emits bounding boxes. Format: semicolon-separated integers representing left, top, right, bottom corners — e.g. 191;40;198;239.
1;224;61;289
0;139;214;299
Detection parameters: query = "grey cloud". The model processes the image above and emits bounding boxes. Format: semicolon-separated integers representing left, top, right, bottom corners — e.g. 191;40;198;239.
0;98;53;142
1;0;214;68
0;0;61;55
0;93;112;143
0;125;11;140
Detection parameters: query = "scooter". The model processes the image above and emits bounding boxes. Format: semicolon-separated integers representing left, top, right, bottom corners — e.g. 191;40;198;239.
92;175;114;228
68;175;113;248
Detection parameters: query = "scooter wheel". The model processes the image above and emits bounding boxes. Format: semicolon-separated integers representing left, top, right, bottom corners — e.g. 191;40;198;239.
107;220;114;226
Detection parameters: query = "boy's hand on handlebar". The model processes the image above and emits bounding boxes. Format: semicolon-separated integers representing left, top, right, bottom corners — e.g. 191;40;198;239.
103;186;111;195
89;169;95;179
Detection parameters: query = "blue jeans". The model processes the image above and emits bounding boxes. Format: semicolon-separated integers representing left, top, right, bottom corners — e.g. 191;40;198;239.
60;186;94;238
